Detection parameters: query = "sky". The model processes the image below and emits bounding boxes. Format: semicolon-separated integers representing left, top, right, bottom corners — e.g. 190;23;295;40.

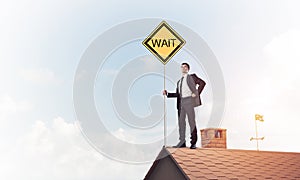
1;0;300;179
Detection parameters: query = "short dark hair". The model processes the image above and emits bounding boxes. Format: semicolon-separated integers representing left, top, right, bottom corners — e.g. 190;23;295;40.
181;62;190;70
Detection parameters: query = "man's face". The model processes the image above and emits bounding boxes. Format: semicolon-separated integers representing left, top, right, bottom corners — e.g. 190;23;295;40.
181;64;189;73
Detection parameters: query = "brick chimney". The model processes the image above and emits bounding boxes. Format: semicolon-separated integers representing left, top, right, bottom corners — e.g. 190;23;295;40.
200;128;227;148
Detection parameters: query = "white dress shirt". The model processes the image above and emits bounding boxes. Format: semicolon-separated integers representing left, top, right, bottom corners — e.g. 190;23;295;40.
179;73;192;98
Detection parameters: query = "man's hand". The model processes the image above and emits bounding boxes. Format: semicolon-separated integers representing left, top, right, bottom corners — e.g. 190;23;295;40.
191;93;196;97
162;90;167;96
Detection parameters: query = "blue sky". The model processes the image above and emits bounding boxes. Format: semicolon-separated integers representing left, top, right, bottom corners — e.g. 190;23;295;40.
1;0;300;179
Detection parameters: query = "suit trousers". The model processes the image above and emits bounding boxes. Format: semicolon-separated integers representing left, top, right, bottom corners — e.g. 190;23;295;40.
178;96;197;145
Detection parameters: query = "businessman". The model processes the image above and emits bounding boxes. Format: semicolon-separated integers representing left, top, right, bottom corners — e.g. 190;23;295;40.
163;62;206;149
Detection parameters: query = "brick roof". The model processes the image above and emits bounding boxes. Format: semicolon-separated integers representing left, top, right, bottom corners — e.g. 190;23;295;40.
165;147;300;179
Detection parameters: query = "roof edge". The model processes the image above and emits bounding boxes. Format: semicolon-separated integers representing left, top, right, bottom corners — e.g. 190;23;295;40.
164;147;190;180
166;147;300;154
144;146;190;180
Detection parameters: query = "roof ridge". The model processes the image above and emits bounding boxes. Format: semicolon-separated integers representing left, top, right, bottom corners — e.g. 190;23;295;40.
166;147;300;154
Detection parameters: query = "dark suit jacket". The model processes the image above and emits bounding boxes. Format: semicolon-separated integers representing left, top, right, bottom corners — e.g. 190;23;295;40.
167;73;206;110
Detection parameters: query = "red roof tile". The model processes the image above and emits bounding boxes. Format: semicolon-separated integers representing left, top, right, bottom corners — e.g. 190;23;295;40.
166;147;300;179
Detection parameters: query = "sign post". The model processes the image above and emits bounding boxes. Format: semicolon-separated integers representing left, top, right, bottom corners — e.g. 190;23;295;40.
142;21;186;147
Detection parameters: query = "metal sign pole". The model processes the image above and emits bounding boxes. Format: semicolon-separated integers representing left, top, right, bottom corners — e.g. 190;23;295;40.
142;20;186;148
163;65;166;147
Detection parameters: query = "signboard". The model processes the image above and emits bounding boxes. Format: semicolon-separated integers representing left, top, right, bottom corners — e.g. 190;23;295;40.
143;21;186;65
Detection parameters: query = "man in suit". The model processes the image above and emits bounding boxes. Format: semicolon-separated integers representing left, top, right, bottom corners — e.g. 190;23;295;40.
163;62;206;149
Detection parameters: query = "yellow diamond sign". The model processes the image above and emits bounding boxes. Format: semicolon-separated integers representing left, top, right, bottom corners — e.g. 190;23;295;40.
142;21;186;65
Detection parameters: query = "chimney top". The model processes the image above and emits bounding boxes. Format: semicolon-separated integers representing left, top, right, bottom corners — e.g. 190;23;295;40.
200;128;227;149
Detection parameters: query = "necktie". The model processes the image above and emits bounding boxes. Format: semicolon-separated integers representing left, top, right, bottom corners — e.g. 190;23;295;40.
179;76;184;97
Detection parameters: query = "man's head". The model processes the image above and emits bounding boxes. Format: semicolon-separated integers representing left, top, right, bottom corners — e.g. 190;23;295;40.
181;62;190;74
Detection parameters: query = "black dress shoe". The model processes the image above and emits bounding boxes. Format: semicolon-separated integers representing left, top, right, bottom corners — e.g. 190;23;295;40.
190;144;196;149
172;141;186;148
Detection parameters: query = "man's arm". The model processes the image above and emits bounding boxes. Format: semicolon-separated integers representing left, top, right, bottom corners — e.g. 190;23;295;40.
163;89;178;98
163;80;179;98
191;73;206;95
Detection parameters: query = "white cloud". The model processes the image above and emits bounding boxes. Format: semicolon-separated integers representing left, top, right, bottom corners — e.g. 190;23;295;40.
263;29;300;87
0;117;149;180
113;128;136;143
237;29;300;110
0;95;33;114
19;68;61;84
0;95;33;124
264;29;300;61
262;29;300;107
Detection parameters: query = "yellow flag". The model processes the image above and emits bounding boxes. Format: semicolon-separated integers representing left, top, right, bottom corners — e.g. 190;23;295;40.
255;114;264;122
